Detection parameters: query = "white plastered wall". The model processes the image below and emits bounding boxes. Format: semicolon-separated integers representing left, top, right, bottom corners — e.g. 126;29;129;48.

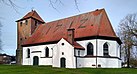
22;38;121;68
52;38;76;68
22;44;56;65
76;39;121;68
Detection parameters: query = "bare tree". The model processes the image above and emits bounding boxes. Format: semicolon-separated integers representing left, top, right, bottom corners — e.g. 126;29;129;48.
0;0;20;13
49;0;80;12
1;0;80;13
0;21;2;51
0;0;17;51
118;13;137;68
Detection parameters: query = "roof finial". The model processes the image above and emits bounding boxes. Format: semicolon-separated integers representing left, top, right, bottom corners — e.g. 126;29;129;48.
31;7;34;11
96;9;99;11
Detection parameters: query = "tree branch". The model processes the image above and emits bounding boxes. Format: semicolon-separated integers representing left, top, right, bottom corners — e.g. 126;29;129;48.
1;0;22;13
49;0;60;13
74;0;80;12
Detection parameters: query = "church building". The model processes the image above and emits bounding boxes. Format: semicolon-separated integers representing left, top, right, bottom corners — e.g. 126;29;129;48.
16;9;122;68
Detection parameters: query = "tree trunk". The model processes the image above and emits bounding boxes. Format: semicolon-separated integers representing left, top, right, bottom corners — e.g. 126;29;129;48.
127;47;130;68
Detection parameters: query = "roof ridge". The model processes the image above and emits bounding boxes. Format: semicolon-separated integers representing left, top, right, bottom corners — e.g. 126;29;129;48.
98;9;117;37
16;10;45;23
103;10;116;37
31;10;35;17
47;8;104;24
96;10;104;36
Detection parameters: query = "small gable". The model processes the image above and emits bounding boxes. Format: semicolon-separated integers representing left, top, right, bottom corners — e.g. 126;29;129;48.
57;38;85;50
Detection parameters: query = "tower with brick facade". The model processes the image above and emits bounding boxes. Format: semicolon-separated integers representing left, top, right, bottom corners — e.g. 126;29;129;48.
16;10;45;64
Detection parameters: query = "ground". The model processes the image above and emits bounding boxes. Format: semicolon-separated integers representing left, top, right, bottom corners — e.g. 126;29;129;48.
0;65;136;74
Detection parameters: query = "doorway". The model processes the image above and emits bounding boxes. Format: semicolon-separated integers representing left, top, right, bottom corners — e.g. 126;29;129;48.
60;57;66;68
33;56;39;65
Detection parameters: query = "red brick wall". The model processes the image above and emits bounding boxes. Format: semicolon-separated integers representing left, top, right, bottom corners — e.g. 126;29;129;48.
67;29;75;45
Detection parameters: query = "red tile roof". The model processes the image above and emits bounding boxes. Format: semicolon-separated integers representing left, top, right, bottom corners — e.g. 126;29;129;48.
63;38;85;50
16;10;45;23
73;42;85;50
23;9;117;45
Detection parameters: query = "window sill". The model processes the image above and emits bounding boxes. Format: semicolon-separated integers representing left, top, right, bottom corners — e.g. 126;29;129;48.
40;57;52;58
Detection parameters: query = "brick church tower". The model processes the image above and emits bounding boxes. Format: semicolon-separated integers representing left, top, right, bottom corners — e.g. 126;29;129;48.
16;10;45;64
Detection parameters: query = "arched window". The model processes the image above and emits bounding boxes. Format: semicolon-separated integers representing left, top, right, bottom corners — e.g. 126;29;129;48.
25;20;28;25
87;43;93;55
35;21;37;26
45;47;49;57
27;48;30;58
103;43;109;56
78;50;80;56
20;22;22;27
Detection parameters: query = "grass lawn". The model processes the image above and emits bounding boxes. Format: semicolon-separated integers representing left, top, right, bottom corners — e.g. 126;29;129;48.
0;65;136;74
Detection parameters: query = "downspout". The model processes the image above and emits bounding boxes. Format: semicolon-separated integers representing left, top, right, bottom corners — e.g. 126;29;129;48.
120;44;121;59
95;10;104;68
120;44;122;67
74;49;77;68
96;36;98;68
76;49;77;68
51;48;53;66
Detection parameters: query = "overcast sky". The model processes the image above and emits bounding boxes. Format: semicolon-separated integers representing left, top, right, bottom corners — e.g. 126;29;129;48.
0;0;137;55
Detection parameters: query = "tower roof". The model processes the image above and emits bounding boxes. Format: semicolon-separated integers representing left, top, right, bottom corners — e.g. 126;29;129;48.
16;10;45;23
23;9;121;46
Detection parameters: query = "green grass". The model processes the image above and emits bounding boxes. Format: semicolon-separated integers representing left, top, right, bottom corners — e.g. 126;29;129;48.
0;65;136;74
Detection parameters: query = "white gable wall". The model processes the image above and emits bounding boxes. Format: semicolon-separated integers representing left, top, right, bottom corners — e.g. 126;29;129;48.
52;38;76;68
